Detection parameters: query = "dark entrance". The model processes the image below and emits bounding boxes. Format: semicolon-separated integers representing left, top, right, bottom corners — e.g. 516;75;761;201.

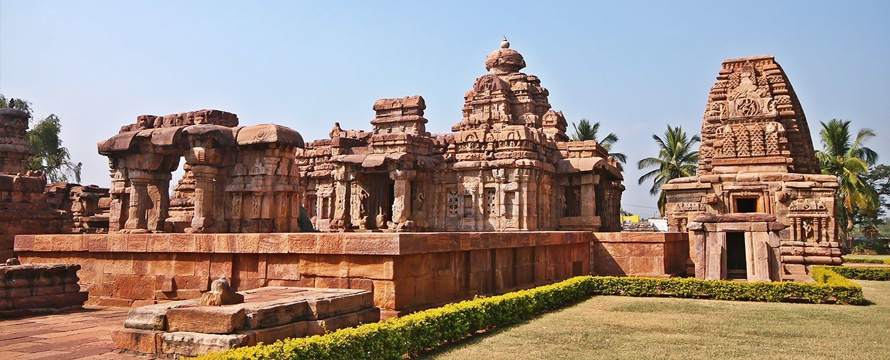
735;197;758;213
726;232;747;279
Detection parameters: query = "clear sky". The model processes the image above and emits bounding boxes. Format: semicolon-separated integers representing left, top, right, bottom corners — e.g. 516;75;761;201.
2;0;888;217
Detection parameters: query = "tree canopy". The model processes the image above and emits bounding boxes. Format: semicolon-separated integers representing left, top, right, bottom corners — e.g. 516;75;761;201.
0;94;81;183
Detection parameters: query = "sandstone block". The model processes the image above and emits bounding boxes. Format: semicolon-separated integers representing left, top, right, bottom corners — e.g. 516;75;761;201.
166;306;247;334
161;332;250;357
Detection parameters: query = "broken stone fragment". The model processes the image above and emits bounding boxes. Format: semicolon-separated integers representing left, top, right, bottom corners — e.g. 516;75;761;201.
198;278;244;306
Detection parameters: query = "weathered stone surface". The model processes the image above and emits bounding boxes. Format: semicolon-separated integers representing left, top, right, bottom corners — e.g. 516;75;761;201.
298;40;623;233
663;56;842;282
199;277;244;306
0;263;87;317
116;286;380;357
161;332;249;357
166;306;246;334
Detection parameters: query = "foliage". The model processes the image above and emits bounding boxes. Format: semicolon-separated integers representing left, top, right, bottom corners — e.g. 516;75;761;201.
816;119;879;244
843;256;890;265
637;125;700;214
0;94;81;183
570;119;626;164
198;274;864;360
829;266;890;281
855;164;890;239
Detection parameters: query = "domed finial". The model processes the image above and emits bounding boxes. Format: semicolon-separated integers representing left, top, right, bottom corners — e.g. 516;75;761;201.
500;36;510;49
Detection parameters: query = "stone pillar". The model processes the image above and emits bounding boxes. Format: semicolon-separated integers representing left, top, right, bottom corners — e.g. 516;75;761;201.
705;231;726;280
580;174;598;218
146;173;171;232
331;167;351;231
390;169;415;231
751;231;771;281
108;166;129;232
124;170;152;233
189;164;219;232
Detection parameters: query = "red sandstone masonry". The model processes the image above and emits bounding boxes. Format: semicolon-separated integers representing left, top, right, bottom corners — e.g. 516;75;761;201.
591;232;689;277
15;232;591;315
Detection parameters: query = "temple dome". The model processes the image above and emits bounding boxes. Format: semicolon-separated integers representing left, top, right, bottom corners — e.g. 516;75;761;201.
484;38;526;74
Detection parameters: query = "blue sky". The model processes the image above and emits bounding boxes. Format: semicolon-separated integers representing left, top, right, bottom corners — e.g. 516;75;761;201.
2;1;888;216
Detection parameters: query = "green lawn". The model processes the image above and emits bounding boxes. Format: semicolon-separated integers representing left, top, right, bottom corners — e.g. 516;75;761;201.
425;280;890;360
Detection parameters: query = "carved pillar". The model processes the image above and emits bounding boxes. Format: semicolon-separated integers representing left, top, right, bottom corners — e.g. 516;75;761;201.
390;169;415;230
108;165;129;232
189;164;219;232
580;174;598;218
124;170;152;233
146;172;171;232
331;167;351;231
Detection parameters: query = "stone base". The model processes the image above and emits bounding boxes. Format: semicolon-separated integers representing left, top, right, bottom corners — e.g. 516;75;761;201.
591;232;689;277
113;286;379;357
15;231;590;314
0;263;88;318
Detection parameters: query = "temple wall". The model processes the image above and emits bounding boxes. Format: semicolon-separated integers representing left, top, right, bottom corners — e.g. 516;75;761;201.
15;232;589;316
591;232;688;277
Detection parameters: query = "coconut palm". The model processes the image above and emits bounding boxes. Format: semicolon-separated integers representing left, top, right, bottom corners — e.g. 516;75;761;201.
637;125;700;214
816;119;879;244
571;119;627;164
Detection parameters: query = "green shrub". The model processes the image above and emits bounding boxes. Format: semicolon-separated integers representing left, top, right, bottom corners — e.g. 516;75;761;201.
829;266;890;281
197;274;865;360
843;256;890;265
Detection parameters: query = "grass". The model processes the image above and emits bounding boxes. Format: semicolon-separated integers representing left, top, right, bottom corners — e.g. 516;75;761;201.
424;280;890;360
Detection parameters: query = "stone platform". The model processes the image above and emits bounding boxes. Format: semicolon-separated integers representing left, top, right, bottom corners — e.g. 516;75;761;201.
113;286;378;357
1;263;88;318
15;231;590;316
591;232;688;277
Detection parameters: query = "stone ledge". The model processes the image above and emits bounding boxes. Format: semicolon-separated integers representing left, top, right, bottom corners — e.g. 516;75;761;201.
15;231;592;256
592;232;687;243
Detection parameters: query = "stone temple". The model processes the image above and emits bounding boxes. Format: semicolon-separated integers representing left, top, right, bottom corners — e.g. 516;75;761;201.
298;38;624;233
662;56;842;281
3;43;845;356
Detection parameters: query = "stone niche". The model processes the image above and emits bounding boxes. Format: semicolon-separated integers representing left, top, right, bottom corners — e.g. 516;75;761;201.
297;40;624;233
662;56;842;282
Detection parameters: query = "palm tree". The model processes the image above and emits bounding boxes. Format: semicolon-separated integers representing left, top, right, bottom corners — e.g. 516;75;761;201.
637;125;700;214
816;119;879;245
571;119;627;164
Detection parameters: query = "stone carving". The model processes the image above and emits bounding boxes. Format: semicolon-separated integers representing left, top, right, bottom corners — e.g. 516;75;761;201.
788;198;827;212
97;111;307;234
198;277;244;306
296;40;623;232
664;56;841;282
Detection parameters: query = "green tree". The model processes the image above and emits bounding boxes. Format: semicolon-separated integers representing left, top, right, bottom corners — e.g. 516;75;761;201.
570;119;627;163
0;94;81;183
637;125;700;214
854;164;889;239
816;119;879;244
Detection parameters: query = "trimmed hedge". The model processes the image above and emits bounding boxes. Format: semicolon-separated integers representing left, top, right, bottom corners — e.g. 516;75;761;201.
197;273;865;360
830;266;890;281
843;256;890;265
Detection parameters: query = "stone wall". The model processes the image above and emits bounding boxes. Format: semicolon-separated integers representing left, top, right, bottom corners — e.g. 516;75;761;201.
0;263;88;317
591;232;688;277
15;231;589;316
0;174;70;260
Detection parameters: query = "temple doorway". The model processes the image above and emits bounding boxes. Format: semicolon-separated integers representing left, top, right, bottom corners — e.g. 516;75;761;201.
726;232;747;279
363;172;394;230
